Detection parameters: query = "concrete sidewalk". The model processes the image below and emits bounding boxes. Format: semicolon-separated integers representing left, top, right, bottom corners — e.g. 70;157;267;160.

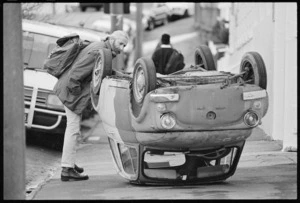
29;121;297;200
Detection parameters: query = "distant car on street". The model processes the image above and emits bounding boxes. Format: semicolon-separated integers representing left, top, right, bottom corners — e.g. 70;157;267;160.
79;3;103;12
143;3;170;30
165;2;192;20
22;19;107;135
91;45;268;185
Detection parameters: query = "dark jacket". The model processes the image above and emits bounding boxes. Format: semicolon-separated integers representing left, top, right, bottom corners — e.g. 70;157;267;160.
151;44;174;74
54;39;113;115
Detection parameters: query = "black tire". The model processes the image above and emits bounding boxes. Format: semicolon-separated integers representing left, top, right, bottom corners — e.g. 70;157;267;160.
91;49;112;110
184;10;189;18
147;20;155;31
240;52;267;89
195;45;216;70
80;7;86;12
163;17;168;25
131;57;156;118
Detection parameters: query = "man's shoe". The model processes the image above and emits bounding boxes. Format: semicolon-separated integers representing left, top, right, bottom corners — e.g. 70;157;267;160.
74;164;84;173
61;167;89;181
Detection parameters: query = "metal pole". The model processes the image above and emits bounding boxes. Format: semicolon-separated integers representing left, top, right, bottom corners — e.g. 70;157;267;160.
194;3;200;29
135;3;143;61
3;3;26;200
52;3;56;15
110;3;125;71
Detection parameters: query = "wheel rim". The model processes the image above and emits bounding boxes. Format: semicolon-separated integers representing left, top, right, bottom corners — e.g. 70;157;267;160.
195;53;205;68
149;21;154;30
184;10;188;17
164;18;168;25
93;55;103;92
134;65;146;103
241;61;255;84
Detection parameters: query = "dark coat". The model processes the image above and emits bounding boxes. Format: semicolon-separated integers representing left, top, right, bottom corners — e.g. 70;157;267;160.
151;45;174;74
54;39;113;115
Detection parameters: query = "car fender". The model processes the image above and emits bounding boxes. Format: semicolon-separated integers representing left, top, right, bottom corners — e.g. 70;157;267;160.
24;69;57;91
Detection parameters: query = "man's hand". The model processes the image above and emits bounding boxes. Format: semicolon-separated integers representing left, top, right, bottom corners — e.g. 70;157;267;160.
69;86;81;95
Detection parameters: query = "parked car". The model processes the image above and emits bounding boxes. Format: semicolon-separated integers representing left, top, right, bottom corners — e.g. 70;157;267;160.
91;45;268;185
165;2;192;20
22;19;107;135
79;3;103;12
143;3;170;30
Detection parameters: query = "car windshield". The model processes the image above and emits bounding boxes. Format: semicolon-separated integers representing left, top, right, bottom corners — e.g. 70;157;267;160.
23;31;58;70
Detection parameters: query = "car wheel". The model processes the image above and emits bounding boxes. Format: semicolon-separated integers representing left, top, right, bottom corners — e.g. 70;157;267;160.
184;10;189;18
147;20;155;30
240;52;267;89
163;17;168;25
195;45;216;70
91;49;112;109
131;57;156;118
80;7;86;12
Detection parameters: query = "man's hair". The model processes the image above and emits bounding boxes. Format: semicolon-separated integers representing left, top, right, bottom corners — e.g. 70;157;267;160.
109;30;129;44
161;33;170;45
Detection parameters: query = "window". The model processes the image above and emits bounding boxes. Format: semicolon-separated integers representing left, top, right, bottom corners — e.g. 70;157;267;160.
25;32;58;69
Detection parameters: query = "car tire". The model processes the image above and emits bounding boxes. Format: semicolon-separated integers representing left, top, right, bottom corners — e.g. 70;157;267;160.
195;45;217;70
131;57;156;118
91;49;112;110
147;20;155;31
163;17;168;25
240;52;267;89
184;10;189;18
80;7;86;12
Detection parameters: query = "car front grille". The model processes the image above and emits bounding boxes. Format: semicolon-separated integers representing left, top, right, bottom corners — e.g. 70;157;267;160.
24;86;48;107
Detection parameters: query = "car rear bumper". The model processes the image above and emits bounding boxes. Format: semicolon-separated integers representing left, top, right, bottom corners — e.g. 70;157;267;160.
135;128;252;149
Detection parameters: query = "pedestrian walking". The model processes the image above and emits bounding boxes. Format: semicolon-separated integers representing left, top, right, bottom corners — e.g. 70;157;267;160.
53;30;129;181
152;33;185;75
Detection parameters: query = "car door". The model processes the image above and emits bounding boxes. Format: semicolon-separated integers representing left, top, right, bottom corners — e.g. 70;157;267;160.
152;3;168;22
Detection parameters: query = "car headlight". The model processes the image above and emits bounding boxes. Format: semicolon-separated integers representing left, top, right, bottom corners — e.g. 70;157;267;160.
244;111;259;127
47;94;64;110
160;113;176;129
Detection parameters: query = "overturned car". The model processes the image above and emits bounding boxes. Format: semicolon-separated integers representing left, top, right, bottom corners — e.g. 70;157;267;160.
91;45;268;185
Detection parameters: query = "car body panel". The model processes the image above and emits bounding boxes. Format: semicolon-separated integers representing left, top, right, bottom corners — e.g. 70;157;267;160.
96;76;268;149
135;129;252;149
24;69;57;91
96;78;137;143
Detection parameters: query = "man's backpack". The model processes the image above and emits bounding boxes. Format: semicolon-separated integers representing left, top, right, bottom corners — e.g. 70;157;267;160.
44;33;90;78
164;49;185;74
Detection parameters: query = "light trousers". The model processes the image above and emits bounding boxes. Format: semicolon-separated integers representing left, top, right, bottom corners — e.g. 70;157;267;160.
61;106;82;168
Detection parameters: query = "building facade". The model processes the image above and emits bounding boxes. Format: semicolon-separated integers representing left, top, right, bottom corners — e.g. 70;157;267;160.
218;3;297;151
